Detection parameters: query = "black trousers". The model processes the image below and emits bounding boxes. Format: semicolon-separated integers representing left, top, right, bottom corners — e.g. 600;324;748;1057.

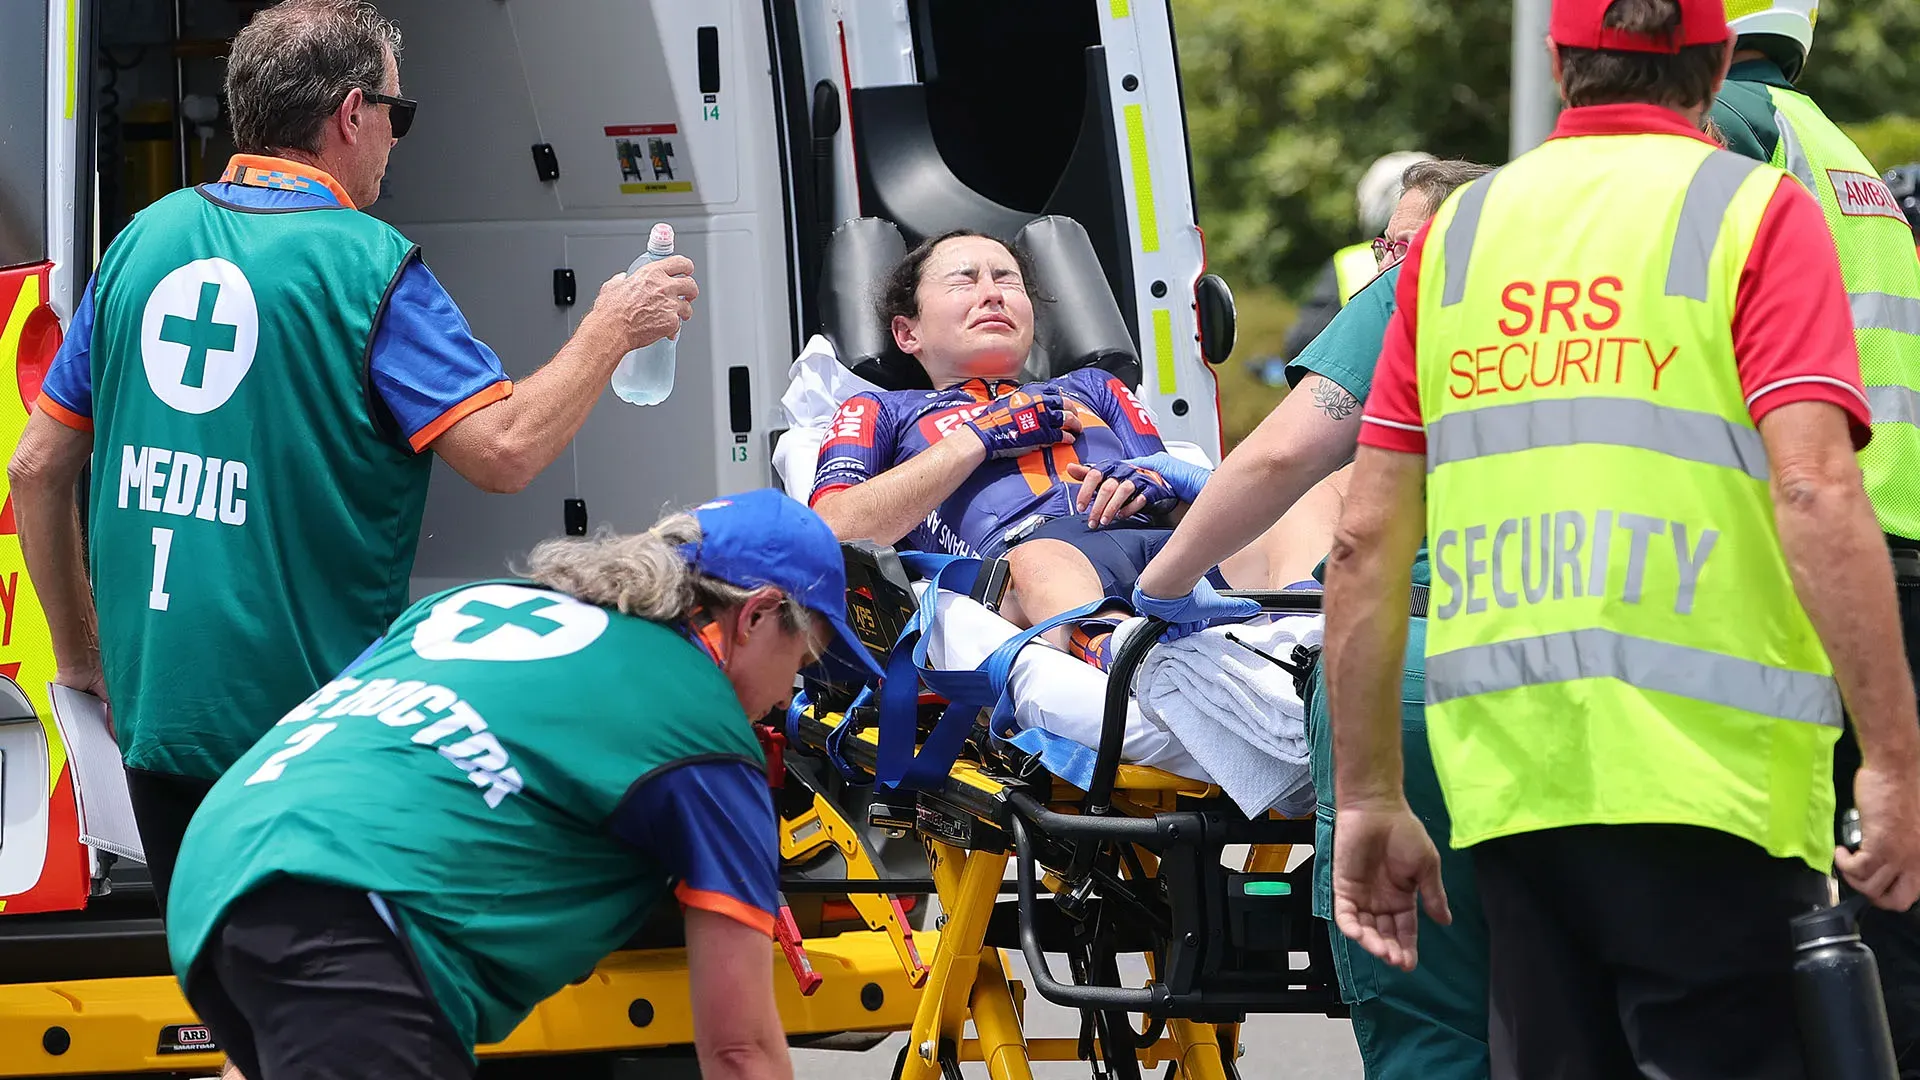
1834;569;1920;1078
124;767;216;918
1473;824;1829;1080
185;877;473;1080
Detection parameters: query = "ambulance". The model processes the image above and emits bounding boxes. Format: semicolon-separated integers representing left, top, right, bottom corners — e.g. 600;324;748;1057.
0;0;1233;1074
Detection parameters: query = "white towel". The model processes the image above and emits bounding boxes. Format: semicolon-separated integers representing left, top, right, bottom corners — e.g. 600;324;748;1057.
1121;614;1323;818
917;585;1211;781
773;336;885;499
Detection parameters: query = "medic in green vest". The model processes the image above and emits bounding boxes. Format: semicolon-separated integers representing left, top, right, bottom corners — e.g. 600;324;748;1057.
1707;3;1920;1068
1325;0;1920;1075
164;490;884;1079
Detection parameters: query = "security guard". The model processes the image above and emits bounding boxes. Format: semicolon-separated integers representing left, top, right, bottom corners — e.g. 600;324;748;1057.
1323;0;1920;1076
1132;157;1495;1080
1706;7;1920;1069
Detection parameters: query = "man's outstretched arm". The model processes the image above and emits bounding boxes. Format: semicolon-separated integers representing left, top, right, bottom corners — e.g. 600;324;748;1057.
432;258;699;494
1135;374;1362;598
1324;445;1446;971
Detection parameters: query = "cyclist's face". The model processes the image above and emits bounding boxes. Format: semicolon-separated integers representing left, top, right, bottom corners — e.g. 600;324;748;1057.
896;236;1035;381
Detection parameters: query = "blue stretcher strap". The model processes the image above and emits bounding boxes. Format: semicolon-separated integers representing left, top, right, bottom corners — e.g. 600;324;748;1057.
876;556;987;790
1004;727;1101;789
878;554;1116;791
821;686;871;780
785;690;810;746
981;602;1112;794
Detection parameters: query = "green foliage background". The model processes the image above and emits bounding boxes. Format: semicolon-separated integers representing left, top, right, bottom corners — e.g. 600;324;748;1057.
1176;0;1920;294
1175;0;1920;445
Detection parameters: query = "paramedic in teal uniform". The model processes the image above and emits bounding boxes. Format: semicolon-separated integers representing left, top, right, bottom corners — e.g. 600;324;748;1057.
1129;159;1495;1080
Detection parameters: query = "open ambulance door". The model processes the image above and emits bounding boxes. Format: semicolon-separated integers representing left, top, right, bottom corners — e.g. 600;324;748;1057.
0;0;95;918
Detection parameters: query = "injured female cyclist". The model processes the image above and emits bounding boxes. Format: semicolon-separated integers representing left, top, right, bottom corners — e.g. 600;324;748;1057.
809;230;1329;666
162;490;881;1080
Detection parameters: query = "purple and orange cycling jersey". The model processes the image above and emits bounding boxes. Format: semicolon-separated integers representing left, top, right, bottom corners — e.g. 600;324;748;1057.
810;367;1169;556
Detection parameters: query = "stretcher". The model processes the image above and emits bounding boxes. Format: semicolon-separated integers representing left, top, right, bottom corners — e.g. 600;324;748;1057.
780;542;1341;1080
754;211;1342;1080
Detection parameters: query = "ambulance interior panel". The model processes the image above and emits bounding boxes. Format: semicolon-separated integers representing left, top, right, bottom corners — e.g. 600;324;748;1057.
365;0;794;595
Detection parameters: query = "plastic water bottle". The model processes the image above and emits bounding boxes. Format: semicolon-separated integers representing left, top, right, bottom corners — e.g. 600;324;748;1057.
611;223;680;406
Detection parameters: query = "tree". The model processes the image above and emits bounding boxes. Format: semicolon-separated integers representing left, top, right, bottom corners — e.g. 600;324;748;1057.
1176;0;1920;296
1797;0;1920;124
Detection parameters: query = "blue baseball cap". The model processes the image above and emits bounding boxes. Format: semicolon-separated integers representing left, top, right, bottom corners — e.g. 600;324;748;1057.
682;488;885;680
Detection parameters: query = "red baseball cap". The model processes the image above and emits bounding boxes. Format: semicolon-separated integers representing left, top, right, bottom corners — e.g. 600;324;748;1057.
1550;0;1729;53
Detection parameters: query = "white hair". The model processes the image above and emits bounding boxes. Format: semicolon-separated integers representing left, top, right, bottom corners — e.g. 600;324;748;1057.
1357;151;1436;235
522;512;809;629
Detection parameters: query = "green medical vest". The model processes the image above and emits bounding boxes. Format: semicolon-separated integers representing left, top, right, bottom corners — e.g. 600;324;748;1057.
86;185;427;778
1415;135;1840;871
166;580;762;1050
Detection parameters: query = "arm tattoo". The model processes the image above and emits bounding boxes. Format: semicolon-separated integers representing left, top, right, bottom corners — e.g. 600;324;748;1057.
1309;378;1362;420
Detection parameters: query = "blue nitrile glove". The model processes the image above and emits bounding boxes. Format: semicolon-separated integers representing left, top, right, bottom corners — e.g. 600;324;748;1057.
963;388;1075;459
1131;578;1262;641
1076;458;1184;518
1124;451;1212;503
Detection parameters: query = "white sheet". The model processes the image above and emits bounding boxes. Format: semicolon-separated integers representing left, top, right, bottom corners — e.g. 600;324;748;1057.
916;584;1211;782
1122;616;1322;819
775;335;884;500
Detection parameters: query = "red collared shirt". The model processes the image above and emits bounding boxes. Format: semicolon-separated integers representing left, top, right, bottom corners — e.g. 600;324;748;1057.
1361;103;1869;456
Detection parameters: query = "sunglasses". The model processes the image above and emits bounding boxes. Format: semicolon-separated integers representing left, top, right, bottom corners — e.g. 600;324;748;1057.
364;92;417;139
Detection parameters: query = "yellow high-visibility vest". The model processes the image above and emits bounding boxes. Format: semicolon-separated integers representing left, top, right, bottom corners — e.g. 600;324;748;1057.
1335;243;1379;305
1768;86;1920;541
1413;132;1840;871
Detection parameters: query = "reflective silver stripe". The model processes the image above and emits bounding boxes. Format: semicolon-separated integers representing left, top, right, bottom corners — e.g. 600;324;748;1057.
1440;172;1499;308
1774;109;1816;193
1867;385;1920;428
1666;151;1764;301
1426;397;1769;482
1426;627;1843;729
1852;292;1920;336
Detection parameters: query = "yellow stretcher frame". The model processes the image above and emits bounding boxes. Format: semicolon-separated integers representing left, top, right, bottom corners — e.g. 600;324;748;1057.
800;710;1282;1080
0;929;934;1077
